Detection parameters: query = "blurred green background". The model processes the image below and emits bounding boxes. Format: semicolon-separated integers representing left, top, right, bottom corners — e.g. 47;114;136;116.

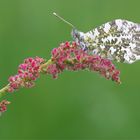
0;0;140;139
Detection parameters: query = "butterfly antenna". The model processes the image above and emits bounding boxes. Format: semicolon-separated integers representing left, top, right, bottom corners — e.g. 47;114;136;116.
53;12;75;28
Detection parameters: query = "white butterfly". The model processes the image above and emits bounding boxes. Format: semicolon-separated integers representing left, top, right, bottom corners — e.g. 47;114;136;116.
53;13;140;64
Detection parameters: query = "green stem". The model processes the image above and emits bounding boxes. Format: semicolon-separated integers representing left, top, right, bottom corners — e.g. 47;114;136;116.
39;59;53;72
0;85;9;98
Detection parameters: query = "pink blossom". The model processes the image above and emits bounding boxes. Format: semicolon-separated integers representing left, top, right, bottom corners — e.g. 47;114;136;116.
8;57;45;92
46;42;121;83
0;100;10;113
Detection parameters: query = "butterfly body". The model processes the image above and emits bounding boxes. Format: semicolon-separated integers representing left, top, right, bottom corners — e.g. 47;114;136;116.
72;19;140;64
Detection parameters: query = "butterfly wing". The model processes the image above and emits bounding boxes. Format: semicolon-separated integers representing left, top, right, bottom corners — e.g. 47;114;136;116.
84;19;140;63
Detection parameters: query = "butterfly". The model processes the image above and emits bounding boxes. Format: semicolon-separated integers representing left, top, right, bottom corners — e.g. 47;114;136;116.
53;12;140;64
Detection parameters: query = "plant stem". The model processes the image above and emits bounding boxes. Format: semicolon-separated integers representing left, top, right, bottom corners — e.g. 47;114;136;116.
0;85;9;98
39;59;53;72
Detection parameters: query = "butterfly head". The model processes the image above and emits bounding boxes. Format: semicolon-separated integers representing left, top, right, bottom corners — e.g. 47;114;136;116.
71;28;87;50
71;29;82;42
71;28;79;40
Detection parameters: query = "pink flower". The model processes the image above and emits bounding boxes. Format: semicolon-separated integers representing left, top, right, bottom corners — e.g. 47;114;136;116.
0;100;10;113
8;57;45;92
45;42;121;83
47;64;59;79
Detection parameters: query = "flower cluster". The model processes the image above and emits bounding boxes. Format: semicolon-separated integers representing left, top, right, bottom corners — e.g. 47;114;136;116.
46;42;120;83
8;57;45;92
0;100;10;113
7;42;120;94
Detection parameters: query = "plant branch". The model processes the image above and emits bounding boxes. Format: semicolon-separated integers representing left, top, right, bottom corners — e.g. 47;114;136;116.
0;41;121;114
0;85;9;98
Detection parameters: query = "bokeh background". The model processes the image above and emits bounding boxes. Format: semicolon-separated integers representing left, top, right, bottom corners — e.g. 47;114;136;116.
0;0;140;139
